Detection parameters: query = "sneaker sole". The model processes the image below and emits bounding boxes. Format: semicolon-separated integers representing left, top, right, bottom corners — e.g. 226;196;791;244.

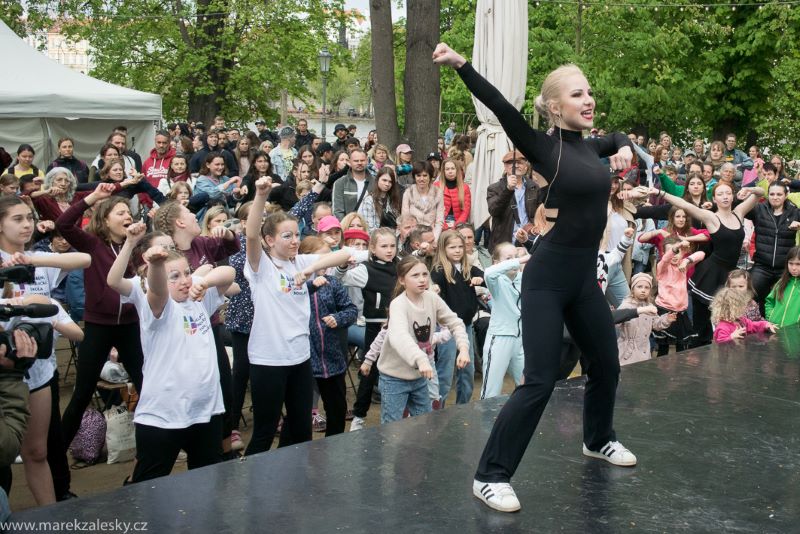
472;487;521;513
582;446;637;467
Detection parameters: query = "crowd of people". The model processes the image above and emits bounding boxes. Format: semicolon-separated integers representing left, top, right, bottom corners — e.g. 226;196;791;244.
1;100;800;517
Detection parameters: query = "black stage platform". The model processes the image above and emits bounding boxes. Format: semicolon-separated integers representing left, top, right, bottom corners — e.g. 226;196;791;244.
11;332;800;533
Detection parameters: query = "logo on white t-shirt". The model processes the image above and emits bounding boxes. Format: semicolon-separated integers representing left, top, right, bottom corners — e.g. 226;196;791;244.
277;271;306;296
183;315;199;335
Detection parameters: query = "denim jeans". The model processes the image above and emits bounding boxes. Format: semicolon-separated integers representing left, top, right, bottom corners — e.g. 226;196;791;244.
0;487;9;524
605;263;630;308
347;324;366;352
379;375;431;424
435;323;475;406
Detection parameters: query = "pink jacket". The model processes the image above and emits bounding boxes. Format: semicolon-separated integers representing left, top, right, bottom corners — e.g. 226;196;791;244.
713;317;772;343
655;248;706;312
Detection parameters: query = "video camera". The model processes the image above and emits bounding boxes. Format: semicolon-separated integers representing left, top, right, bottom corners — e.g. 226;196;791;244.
0;264;55;371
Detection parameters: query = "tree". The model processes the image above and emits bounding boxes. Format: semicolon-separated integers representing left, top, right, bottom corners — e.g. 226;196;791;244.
19;0;349;125
370;0;401;151
403;0;441;156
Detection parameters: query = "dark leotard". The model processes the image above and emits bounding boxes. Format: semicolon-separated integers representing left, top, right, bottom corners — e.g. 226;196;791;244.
457;62;631;248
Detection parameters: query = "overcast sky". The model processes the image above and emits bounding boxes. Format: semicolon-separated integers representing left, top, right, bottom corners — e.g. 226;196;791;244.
344;0;404;21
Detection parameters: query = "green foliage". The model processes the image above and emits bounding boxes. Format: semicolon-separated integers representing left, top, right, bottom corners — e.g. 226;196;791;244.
19;0;348;123
437;0;800;155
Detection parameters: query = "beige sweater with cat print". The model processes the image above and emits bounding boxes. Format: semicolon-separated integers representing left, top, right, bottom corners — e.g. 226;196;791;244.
378;290;469;380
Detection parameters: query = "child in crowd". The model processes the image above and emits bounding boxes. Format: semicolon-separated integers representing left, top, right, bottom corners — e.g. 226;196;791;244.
243;177;351;453
726;270;761;321
616;273;675;365
335;227;398;431
711;288;777;343
430;230;483;406
653;236;706;356
299;237;357;437
378;255;469;423
317;215;343;250
0;174;19;196
107;222;235;482
765;247;800;327
200;206;229;236
361;322;451;409
480;243;528;399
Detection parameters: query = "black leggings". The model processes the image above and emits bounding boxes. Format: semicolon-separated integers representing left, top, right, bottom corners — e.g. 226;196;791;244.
46;371;71;498
61;322;144;446
316;374;347;436
212;324;233;440
750;263;782;309
245;359;313;455
475;241;620;483
131;415;222;483
351;323;383;419
691;294;713;347
230;331;251;431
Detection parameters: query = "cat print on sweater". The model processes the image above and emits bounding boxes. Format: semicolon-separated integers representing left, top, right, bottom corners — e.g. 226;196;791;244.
413;317;433;355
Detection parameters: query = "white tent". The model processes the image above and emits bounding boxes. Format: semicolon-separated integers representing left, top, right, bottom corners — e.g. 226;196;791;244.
0;20;161;169
469;0;528;232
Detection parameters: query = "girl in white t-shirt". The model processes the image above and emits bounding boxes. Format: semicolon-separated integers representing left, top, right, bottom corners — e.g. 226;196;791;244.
107;222;235;483
1;296;82;506
244;177;352;454
0;195;90;505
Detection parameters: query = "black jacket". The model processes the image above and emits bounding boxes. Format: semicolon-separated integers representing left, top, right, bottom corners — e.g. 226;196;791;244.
189;141;239;177
295;132;315;149
430;265;484;326
747;201;800;269
47;156;90;183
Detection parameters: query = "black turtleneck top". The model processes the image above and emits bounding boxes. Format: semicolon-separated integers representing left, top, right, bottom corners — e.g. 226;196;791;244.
457;62;632;248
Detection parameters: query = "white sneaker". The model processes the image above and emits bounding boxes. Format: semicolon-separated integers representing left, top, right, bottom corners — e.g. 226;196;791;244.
349;416;365;431
583;441;637;467
472;480;521;512
14;455;22;464
176;450;188;463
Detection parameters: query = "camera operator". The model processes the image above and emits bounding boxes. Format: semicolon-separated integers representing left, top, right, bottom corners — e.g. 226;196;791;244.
0;330;38;523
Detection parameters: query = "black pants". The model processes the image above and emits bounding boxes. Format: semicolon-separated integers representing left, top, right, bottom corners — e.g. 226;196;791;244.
61;322;144;446
475;241;620;483
212;324;233;440
245;359;313;455
131;415;222;483
691;294;713;347
230;331;251;431
750;263;782;310
46;372;71;498
352;323;383;419
315;374;347;437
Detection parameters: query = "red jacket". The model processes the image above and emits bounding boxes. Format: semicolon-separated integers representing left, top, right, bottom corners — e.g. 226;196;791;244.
436;180;471;229
142;147;176;189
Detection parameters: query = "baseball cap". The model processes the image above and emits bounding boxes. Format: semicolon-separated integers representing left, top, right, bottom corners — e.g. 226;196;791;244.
255;119;266;125
317;215;342;233
683;149;697;157
334;123;347;133
426;152;442;161
279;126;295;139
396;143;413;154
